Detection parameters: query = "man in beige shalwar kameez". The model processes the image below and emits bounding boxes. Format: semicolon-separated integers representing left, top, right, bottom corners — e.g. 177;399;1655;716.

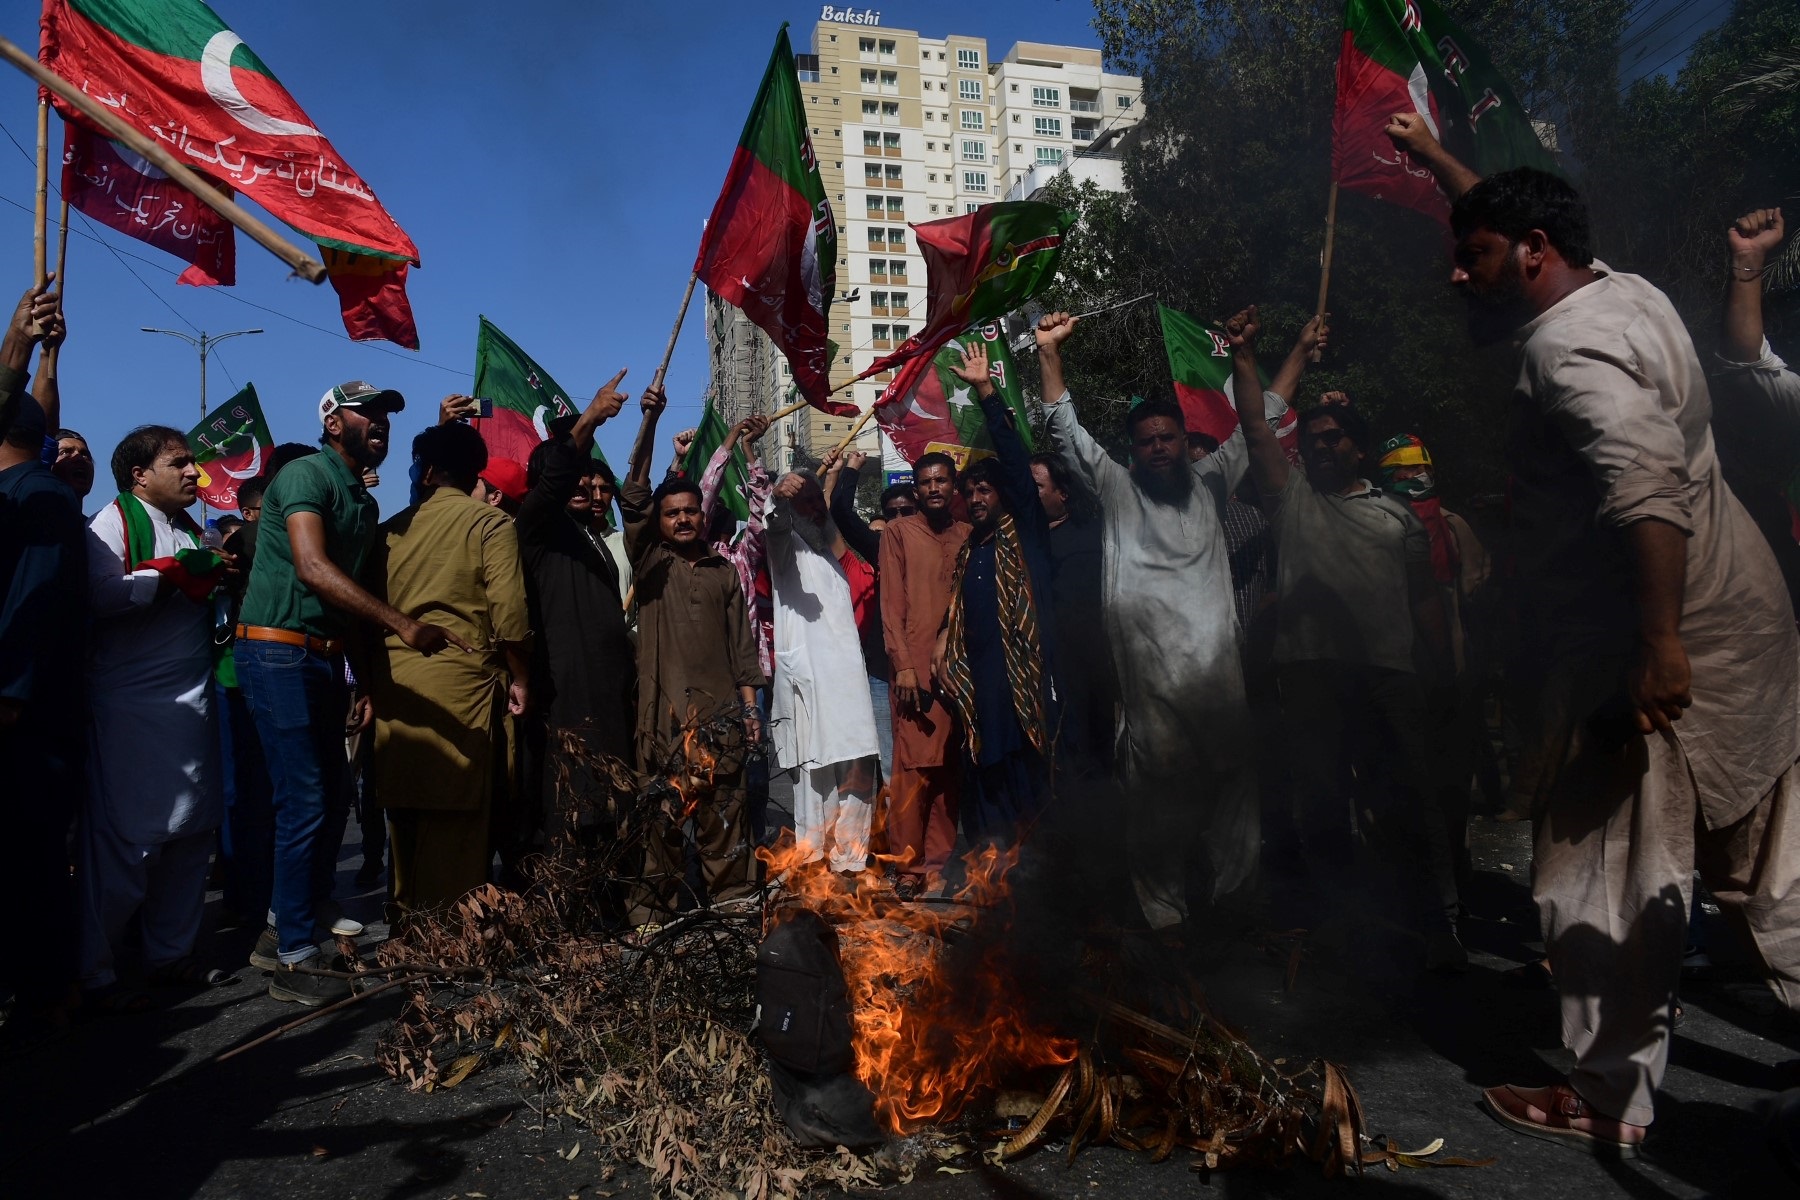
1430;161;1800;1156
369;423;531;914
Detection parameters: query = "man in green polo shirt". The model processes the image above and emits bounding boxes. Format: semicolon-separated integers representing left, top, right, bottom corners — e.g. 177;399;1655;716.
235;381;472;1006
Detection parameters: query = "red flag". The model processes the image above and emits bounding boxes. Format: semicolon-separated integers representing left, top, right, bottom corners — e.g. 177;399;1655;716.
61;121;235;285
322;247;418;350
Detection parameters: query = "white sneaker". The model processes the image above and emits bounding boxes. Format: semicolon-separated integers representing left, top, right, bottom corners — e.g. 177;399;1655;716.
267;906;365;939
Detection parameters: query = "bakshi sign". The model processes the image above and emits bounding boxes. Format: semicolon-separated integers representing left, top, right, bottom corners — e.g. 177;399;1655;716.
822;6;882;25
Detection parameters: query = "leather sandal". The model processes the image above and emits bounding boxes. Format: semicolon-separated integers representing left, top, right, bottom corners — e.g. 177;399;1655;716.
1482;1083;1644;1159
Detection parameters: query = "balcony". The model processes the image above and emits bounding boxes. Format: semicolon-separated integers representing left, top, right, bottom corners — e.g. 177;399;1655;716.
1069;99;1100;113
869;271;889;285
1072;124;1098;142
870;304;891;317
885;144;903;157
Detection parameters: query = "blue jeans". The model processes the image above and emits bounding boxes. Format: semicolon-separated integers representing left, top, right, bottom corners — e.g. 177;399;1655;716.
217;681;274;920
234;640;352;964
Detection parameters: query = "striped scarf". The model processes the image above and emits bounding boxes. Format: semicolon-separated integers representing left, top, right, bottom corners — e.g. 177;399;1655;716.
941;510;1046;760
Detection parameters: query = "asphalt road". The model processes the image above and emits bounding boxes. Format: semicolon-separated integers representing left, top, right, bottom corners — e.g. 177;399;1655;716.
3;790;1794;1200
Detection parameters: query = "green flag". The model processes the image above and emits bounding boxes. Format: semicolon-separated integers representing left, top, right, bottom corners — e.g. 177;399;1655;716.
681;395;752;523
874;322;1035;467
470;315;604;467
188;383;271;511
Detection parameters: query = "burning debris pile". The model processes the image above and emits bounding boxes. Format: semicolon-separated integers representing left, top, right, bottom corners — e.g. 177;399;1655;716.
372;717;1485;1198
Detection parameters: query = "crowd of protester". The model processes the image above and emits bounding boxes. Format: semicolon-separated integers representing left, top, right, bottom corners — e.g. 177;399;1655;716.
2;126;1798;1165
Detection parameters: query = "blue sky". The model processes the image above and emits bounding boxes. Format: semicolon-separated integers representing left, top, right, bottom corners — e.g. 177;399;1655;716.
0;1;1726;515
0;0;1105;513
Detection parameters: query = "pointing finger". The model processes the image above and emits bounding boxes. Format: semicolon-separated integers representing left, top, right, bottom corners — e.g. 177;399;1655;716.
606;367;628;389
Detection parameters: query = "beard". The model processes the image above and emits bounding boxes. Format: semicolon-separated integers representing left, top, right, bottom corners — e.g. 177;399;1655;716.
1133;459;1193;506
1463;254;1530;347
340;422;388;469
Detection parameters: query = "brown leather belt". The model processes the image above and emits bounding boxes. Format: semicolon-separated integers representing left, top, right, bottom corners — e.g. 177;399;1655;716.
235;623;343;656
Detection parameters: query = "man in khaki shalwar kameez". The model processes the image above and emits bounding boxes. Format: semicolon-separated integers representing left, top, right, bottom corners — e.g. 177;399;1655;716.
369;423;531;914
1433;162;1800;1155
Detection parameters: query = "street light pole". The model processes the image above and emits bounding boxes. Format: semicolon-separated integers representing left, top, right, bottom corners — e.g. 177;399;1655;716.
140;326;264;422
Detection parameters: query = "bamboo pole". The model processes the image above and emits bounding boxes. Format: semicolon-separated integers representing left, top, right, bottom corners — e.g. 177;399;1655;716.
0;36;328;283
43;201;68;376
650;272;699;392
1311;181;1340;363
832;406;875;454
768;397;809;422
33;99;48;287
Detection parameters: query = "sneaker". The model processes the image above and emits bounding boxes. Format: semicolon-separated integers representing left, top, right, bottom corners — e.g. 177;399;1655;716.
268;906;366;940
268;960;353;1007
248;926;280;972
1425;927;1470;974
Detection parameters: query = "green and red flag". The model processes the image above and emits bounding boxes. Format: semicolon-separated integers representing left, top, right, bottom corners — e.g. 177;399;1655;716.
874;322;1035;468
470;316;602;470
1333;0;1553;222
694;25;847;415
681;393;753;523
40;0;421;345
866;201;1074;403
187;382;270;510
1157;305;1297;458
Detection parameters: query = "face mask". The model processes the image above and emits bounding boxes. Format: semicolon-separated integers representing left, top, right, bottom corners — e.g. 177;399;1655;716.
408;457;427;507
1388;470;1436;500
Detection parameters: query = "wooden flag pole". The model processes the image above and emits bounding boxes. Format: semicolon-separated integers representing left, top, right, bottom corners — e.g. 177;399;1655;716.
768;398;809;422
43;201;68;376
831;406;875;455
0;36;327;283
1311;181;1340;362
650;272;699;392
33;98;48;287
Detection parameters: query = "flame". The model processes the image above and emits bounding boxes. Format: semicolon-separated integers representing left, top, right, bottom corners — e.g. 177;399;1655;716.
759;823;1075;1132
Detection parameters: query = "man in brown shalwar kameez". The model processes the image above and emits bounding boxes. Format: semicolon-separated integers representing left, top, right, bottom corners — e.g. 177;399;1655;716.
879;452;970;898
1418;158;1800;1156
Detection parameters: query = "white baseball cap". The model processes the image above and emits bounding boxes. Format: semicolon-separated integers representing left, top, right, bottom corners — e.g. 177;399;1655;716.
318;380;405;425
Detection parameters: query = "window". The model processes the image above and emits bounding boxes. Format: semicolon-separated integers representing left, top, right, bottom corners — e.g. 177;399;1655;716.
860;68;876;87
865;195;884;216
879;70;898;92
867;229;886;249
885;196;904;217
888;261;906;281
1035;146;1064;166
1032;86;1061;107
1012;113;1022;123
863;130;880;151
1118;95;1135;108
880;101;900;124
869;258;888;282
957;48;980;70
926;140;936;150
862;100;878;117
1072;122;1098;142
869;290;890;314
823;423;833;432
965;202;981;214
859;37;875;57
887;227;907;248
864;163;882;184
878;39;896;61
937;51;946;60
1070;91;1100;113
891;291;909;312
893;323;911;342
960;109;984;131
958;79;983;102
930;204;940;214
1014;143;1023;153
1033;116;1063;138
922;50;930;61
884;164;902;184
1010;83;1019;93
872;323;892;348
927;172;937;182
925;111;935;121
963;170;988;193
883;131;902;153
961;139;986;162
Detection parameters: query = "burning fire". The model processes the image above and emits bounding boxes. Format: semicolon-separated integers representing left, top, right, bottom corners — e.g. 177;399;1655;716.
759;828;1076;1131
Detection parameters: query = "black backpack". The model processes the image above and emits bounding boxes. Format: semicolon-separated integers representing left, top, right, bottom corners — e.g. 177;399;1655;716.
755;909;854;1075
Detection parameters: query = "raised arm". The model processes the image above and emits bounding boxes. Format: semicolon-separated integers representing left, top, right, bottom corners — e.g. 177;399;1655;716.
626;382;667;486
1226;306;1293;497
831;451;882;563
952;339;1039;521
1036;311;1131;502
574;369;630;454
30;299;63;435
1385;112;1481;202
1722;207;1784;365
1266;314;1328;407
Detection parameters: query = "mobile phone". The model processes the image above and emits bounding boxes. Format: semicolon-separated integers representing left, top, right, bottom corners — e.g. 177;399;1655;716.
473;397;494;418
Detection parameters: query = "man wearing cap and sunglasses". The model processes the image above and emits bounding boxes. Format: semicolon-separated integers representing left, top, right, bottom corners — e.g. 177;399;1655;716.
234;381;473;1006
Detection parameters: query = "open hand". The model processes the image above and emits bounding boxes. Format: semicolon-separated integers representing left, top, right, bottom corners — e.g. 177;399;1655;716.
951;340;993;392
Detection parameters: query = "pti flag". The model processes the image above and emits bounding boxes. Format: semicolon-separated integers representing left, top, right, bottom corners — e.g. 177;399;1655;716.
694;26;847;414
1333;0;1554;221
470;316;601;468
875;322;1035;468
1157;305;1297;460
62;120;235;285
188;382;271;510
866;202;1073;403
41;0;421;343
680;394;752;523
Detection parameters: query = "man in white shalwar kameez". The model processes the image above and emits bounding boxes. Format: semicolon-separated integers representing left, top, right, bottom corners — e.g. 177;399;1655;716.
1037;312;1299;929
766;472;879;873
78;425;230;996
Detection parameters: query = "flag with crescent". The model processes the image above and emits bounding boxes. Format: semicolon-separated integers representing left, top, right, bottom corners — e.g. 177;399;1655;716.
469;316;609;469
40;0;421;345
187;382;271;511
